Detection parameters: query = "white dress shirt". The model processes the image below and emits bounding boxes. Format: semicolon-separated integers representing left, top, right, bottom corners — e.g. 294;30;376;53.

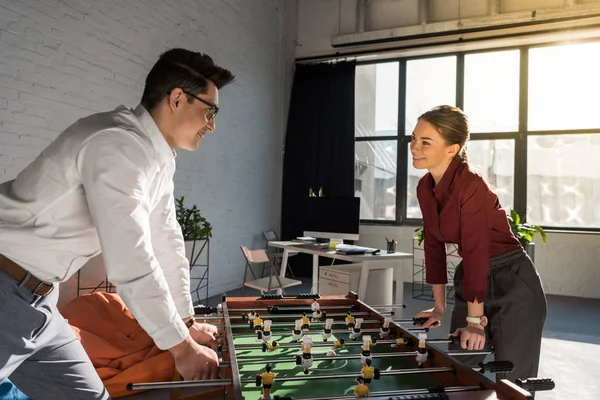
0;105;193;350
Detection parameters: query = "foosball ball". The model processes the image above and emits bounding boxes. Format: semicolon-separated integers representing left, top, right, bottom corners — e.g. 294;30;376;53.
127;292;554;400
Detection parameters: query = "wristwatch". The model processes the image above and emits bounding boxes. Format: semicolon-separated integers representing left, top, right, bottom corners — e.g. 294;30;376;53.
466;315;488;327
185;316;196;329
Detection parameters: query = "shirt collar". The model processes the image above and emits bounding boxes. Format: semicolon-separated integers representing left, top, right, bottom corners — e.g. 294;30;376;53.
428;157;462;194
133;104;176;161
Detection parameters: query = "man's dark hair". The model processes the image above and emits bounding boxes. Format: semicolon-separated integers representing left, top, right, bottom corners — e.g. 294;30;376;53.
141;48;235;110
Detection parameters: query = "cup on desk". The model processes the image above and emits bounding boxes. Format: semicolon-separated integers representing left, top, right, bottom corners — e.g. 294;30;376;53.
386;239;397;253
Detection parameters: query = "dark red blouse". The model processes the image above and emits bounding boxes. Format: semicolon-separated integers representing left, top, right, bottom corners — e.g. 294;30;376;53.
416;158;522;302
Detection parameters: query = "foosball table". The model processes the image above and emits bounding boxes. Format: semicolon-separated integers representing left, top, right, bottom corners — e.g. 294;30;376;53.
127;292;554;400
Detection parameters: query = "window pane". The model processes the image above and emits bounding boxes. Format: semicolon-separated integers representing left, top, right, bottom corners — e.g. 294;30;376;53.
355;62;399;138
467;140;515;211
355;141;397;220
464;50;520;132
527;134;600;228
529;42;600;130
406;140;514;219
405;56;456;135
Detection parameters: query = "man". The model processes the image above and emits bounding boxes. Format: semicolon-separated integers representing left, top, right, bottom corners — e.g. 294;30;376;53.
0;48;235;399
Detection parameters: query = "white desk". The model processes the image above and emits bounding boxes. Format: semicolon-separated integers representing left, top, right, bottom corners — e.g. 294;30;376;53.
268;241;412;313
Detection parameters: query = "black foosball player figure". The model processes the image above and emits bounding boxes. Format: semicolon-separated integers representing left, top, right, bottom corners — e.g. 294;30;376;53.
259;320;272;343
321;318;333;342
349;318;363;340
256;363;275;400
310;299;321;321
360;358;380;385
345;311;355;330
379;316;392;338
262;340;279;353
291;319;303;342
294;336;313;374
360;335;372;365
416;332;428;367
300;312;310;331
353;376;369;398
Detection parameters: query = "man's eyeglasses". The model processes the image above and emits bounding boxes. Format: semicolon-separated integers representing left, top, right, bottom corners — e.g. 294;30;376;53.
172;89;219;121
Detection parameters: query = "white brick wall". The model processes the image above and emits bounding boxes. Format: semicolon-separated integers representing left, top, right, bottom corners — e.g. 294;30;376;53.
0;0;298;304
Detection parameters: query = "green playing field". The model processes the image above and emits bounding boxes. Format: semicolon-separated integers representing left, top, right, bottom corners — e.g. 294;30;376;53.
232;326;438;399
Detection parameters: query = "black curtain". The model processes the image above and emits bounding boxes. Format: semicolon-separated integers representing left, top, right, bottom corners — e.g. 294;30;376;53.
280;61;356;276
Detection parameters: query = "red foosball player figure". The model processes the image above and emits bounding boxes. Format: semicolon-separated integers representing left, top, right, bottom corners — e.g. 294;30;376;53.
345;311;355;330
321;318;333;342
353;376;369;398
294;336;313;374
360;335;372;365
300;312;310;331
255;363;275;400
262;340;279;353
379;316;392;338
350;318;363;340
360;358;380;385
291;319;303;342
416;332;428;367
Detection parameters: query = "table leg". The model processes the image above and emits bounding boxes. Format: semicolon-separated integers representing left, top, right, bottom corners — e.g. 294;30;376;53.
394;261;404;318
276;249;289;295
357;261;370;301
312;255;319;294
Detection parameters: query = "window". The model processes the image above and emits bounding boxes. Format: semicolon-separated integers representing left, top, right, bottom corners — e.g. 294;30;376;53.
355;41;600;230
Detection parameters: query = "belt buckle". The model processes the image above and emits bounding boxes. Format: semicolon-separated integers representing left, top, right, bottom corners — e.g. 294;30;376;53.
33;280;54;297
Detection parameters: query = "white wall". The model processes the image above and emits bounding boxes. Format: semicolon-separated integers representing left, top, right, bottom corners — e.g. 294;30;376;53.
0;0;298;307
297;0;600;299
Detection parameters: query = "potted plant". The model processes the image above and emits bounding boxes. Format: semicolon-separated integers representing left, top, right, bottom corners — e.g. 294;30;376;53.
175;196;212;305
507;209;546;262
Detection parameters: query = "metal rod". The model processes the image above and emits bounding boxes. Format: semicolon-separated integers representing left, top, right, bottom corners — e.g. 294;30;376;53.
366;304;406;309
229;319;382;329
231;328;385;338
236;351;417;365
224;305;358;313
228;337;454;351
128;379;233;391
277;386;482;400
227;311;370;320
239;366;453;384
448;350;492;356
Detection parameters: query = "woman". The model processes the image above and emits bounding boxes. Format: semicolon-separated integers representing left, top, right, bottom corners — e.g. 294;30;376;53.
412;105;547;382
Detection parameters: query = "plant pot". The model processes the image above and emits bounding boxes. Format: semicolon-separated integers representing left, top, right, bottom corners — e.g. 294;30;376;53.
524;242;535;263
185;239;210;306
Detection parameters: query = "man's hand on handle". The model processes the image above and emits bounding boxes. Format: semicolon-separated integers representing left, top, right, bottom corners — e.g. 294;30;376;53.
169;335;220;381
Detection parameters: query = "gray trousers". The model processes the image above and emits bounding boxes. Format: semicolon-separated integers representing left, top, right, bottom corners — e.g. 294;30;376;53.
450;248;547;383
0;270;110;400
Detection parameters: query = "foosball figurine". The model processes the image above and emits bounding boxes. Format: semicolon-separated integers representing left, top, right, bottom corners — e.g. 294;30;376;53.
345;311;355;330
262;340;279;353
311;299;322;321
252;313;263;332
247;311;257;326
255;363;275;400
360;358;380;384
294;336;313;374
257;320;272;342
291;319;303;342
350;318;363;340
300;312;310;331
353;376;369;398
326;338;345;356
391;332;409;348
360;335;372;365
416;332;428;367
379;316;392;338
321;318;333;342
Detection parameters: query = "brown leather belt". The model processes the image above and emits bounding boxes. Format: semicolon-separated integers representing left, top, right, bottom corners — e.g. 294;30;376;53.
0;254;54;297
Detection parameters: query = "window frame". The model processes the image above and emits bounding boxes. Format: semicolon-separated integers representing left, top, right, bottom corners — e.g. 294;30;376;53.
355;39;600;232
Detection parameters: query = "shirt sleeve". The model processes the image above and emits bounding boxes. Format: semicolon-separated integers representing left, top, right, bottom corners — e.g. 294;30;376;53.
77;132;189;350
149;178;194;320
459;180;492;303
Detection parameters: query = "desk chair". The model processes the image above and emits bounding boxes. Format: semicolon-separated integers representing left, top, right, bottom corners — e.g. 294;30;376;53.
263;230;297;278
240;246;302;295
